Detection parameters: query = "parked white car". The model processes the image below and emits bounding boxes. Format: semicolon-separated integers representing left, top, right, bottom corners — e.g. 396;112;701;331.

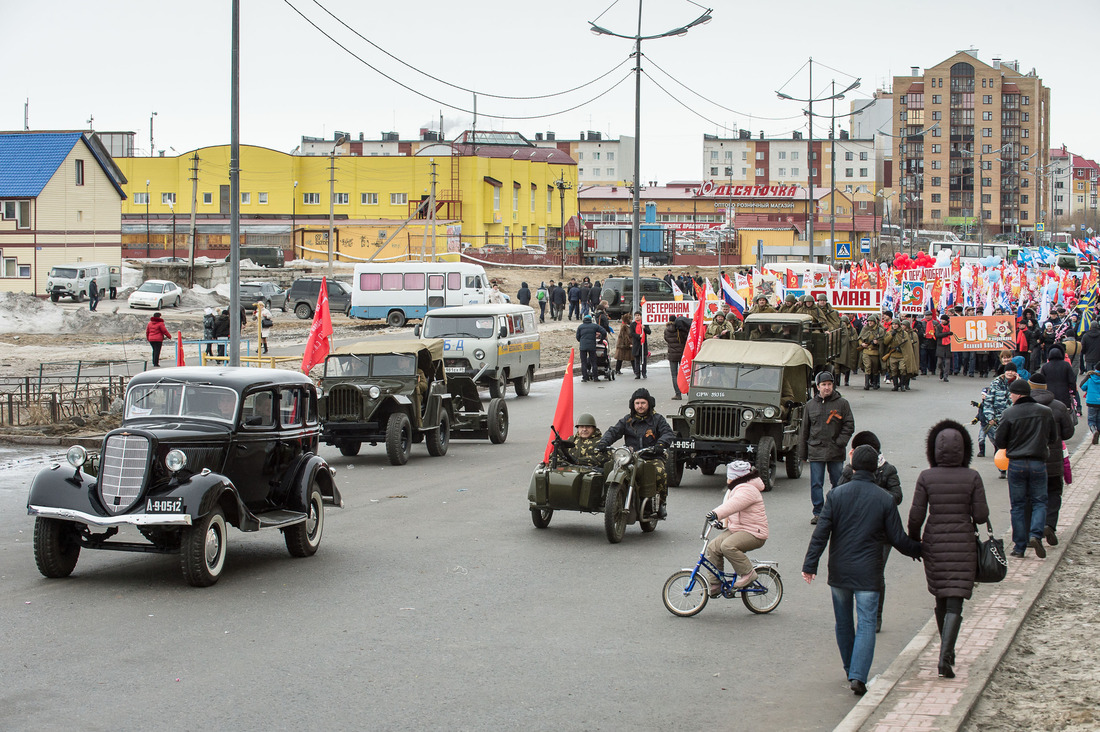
128;280;183;310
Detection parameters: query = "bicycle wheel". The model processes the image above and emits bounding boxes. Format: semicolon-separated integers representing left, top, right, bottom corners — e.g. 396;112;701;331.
662;570;709;617
741;566;783;614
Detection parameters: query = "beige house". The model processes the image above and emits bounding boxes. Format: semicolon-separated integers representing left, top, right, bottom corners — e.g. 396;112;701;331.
0;131;126;295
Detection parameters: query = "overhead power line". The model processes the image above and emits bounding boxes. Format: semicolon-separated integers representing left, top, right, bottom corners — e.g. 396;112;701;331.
645;56;805;122
284;0;634;120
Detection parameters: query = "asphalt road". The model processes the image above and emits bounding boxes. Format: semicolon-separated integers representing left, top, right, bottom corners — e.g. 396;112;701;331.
0;367;1075;731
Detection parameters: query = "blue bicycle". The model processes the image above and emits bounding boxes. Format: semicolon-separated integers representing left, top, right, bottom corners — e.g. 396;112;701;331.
662;519;784;617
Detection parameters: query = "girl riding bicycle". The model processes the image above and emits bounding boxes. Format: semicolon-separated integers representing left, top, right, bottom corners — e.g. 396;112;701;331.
704;461;769;596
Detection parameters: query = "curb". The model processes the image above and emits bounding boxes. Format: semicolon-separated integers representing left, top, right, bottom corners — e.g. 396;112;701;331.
533;349;668;383
836;439;1100;731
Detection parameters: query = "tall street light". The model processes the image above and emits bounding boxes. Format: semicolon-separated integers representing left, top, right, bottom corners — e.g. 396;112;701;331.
777;61;859;262
874;122;940;255
876;188;894;259
590;1;712;316
292;180;298;258
150;111;157;156
555;172;572;279
328;134;348;278
145;179;151;257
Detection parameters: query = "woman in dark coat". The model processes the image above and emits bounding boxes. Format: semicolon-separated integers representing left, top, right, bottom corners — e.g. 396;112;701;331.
908;419;990;679
1040;347;1080;415
614;314;633;374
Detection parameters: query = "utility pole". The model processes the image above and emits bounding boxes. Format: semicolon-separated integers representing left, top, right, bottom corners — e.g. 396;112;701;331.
188;153;199;288
24;98;28;131
429;159;438;262
328;134;347;277
830;79;836;266
555;172;572;279
808;59;814;262
228;0;241;366
150;111;157;157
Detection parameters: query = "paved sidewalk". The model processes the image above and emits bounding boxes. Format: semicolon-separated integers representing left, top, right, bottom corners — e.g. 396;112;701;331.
836;440;1100;732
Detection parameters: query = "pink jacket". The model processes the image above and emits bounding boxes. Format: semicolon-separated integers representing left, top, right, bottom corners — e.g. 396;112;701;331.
713;477;768;540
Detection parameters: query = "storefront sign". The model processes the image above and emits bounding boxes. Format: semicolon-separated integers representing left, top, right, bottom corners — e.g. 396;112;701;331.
949;315;1015;352
695;182;800;198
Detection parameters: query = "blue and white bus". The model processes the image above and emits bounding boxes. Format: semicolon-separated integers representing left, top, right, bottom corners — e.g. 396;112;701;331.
348;262;490;327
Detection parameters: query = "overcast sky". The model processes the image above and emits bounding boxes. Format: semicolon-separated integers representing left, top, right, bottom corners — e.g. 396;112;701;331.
4;0;1096;183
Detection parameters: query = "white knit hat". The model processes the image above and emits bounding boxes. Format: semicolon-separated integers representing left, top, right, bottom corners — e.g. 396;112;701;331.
726;460;753;482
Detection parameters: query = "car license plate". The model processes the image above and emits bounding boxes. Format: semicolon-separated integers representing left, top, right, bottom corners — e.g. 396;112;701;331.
445;367;465;374
146;497;183;513
671;439;694;450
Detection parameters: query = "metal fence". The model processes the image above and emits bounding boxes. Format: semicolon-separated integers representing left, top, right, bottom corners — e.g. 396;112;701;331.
0;360;140;428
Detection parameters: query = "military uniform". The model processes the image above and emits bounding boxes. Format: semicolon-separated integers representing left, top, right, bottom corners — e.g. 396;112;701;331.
858;318;886;389
705;318;737;340
816;297;843;329
900;321;921;383
568;428;607;466
778;295;799;313
598;388;674;517
881;324;908;391
747;298;777;316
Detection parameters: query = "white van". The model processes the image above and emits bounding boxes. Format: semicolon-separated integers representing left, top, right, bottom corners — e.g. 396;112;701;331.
763;261;836;282
417;304;540;398
46;262;122;302
348;262;490;327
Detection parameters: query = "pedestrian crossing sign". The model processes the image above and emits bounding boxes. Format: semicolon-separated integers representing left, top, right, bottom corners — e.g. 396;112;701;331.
834;241;852;260
1036;222;1045;232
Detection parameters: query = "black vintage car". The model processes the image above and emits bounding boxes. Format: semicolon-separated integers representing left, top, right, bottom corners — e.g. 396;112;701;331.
26;367;342;587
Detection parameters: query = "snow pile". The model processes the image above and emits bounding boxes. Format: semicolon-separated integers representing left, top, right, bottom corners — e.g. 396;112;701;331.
0;292;148;335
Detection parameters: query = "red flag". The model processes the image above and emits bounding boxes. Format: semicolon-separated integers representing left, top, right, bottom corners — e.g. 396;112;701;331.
301;276;334;373
785;268;798;289
676;297;708;394
176;331;185;367
542;348;575;462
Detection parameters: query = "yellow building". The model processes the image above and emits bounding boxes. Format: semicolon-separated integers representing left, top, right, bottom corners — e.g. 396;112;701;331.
114;132;578;262
0;132;125;295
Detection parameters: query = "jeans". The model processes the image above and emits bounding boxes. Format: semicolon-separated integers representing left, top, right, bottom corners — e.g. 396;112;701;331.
538;300;546;322
1007;458;1048;552
831;587;880;683
1088;404;1100;433
568;301;581;320
809;460;844;516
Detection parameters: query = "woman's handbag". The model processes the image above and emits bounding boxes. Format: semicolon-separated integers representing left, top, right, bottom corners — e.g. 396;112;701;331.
261;317;273;328
975;520;1008;584
1063;441;1073;485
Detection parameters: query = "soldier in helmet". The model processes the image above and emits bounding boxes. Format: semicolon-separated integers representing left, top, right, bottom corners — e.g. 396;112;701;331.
816;293;843;329
858;314;886;390
567;413;607;466
881;319;908;392
705;311;737;340
801;294;826;326
778;293;799;313
747;294;777;317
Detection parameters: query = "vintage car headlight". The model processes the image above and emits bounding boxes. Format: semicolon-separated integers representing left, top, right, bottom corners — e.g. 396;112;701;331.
742;408;755;422
164;449;187;473
473;348;486;361
368;385;381;399
614;447;632;467
684;407;696;419
66;445;88;468
763;406;778;419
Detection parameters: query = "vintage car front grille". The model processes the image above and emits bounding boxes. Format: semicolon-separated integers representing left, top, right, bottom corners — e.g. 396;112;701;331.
693;405;743;440
326;384;362;422
99;434;150;514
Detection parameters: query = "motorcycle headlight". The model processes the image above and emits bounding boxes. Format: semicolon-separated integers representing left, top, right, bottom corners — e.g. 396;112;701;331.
473;348;486;361
368;385;381;399
165;449;187;473
614;447;632;467
763;406;778;419
684;407;696;419
66;445;88;468
742;408;755;422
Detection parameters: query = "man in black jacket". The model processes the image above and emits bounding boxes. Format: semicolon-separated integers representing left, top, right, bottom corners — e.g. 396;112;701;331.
800;372;855;524
802;445;922;696
550;282;567;321
575;315;609;382
213;309;231;358
1080;321;1100;372
993;379;1055;558
598;387;674;518
1027;374;1075;547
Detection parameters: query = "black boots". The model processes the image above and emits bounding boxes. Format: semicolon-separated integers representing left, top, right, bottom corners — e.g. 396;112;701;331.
939;612;962;678
864;374;871;391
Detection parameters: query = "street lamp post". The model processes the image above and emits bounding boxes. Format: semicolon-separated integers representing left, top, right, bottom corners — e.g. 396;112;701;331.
292;180;298;258
168;200;176;259
777;61;859;263
590;1;712;316
555;173;572;279
328;135;348;278
150;111;157;157
876;188;894;259
145;179;151;257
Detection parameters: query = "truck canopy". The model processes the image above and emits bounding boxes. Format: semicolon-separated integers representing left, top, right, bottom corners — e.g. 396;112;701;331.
695;339;813;369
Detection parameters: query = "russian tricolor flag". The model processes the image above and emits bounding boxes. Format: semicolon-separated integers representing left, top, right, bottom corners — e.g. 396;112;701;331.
721;274;746;320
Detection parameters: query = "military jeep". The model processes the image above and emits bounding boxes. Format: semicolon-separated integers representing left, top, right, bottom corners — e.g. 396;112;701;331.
666;339;813;490
736;312;842;371
319;338;508;465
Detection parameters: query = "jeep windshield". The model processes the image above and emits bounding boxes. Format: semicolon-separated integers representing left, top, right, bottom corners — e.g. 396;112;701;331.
125;383;239;423
50;268;78;279
324;354;417;377
692;363;782;391
422;316;495;339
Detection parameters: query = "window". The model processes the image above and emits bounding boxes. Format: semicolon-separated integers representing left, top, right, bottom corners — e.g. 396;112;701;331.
710;167;719;176
547;188;552;213
755;151;764;160
931;210;942;219
778;168;786;176
931;177;942;186
492;187;500;210
982;194;992;204
930;160;941;170
1022;210;1029;220
578;152;584;160
931;193;941;202
931;127;941;137
1021;195;1029;204
845;152;854;161
859;168;868;177
742;167;748;177
391;193;408;205
742;151;748;161
899;111;908;121
1022;112;1030;122
332;193;348;205
931;144;941;154
845;168;854;177
279;388;303;428
382;273;403;290
982;177;992;187
983;210;992;220
710;151;718;161
791;151;799;160
530;188;535;212
447;272;461;290
982;161;992;171
202;192;213;205
1023;145;1029;155
404;273;425;290
983;95;993;104
791;168;799;177
161;192;176;205
724;151;733;161
362;192;378;205
359;273;381;290
932;94;941;104
859;151;868;161
607;168;615;177
1022;96;1030;105
812;167;818;177
982;111;993;121
512;187;519;210
258;192;268;204
932;111;942;120
1022;129;1030;138
75;159;84;186
592;168;600;176
982;144;992;153
607;152;614;161
241;192;251;204
133;192;149;205
778;151;786;160
241;391;275;429
593;151;600;160
755;167;764;176
303;192;320;205
4;257;19;276
1079;195;1086;204
982;128;992;138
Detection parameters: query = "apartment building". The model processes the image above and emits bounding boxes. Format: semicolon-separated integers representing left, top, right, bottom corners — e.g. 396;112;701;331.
529;131;634;186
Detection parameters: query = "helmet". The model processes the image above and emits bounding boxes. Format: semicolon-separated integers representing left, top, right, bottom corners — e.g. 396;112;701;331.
756;294;768;303
784;294;797;304
575;413;597;428
801;294;815;304
816;294;828;304
868;314;879;322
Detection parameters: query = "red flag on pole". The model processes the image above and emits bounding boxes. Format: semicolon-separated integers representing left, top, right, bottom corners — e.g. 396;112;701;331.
176;331;185;367
301;276;334;374
542;348;575;462
785;268;798;289
676;296;708;394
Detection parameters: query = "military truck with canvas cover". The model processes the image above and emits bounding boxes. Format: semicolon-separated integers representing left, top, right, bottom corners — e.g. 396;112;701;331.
736;312;842;371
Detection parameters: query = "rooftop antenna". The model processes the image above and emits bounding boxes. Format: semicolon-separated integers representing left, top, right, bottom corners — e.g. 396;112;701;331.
86;114;94;131
24;98;29;130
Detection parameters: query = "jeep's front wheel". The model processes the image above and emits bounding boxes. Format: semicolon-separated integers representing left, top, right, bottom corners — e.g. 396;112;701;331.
284;484;324;557
756;436;777;491
180;508;227;587
338;440;361;457
785;449;803;479
385;412;412;465
33;517;81;578
426;410;450;457
666;448;684;487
